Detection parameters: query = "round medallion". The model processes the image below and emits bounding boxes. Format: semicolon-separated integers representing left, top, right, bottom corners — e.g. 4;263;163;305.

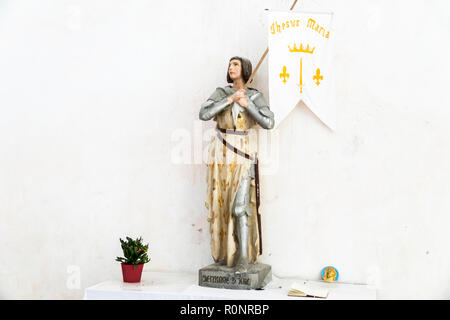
321;266;339;282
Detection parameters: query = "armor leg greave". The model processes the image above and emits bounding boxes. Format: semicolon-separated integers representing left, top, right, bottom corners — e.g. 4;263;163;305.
235;215;249;272
232;173;252;273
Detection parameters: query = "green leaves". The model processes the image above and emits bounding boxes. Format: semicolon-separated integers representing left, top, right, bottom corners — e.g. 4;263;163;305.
115;236;151;266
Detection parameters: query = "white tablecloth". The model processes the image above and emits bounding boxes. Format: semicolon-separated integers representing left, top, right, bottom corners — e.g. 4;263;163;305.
84;271;376;300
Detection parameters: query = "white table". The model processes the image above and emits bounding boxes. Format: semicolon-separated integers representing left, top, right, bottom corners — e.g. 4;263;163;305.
84;271;376;300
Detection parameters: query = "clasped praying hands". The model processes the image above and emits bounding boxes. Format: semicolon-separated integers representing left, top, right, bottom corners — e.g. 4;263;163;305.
228;89;248;108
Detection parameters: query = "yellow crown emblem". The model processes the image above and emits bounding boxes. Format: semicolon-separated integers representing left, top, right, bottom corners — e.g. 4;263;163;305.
288;43;315;54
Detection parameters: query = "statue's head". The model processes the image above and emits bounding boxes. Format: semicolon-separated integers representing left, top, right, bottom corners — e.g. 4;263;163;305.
227;56;252;84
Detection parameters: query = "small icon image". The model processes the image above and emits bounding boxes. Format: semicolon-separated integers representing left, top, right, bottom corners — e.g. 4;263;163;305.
321;266;338;282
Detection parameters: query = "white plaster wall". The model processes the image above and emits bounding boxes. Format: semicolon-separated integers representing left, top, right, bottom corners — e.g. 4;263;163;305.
0;0;448;299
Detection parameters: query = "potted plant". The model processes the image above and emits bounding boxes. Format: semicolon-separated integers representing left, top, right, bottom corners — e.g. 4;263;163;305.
115;236;150;283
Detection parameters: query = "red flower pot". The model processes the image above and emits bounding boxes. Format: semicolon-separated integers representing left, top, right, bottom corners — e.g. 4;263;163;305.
121;263;144;283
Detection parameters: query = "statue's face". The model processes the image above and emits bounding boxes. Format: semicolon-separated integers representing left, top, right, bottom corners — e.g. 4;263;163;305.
228;59;242;81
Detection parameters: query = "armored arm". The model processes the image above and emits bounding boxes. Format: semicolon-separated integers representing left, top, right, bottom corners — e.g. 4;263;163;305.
245;92;275;129
199;97;231;121
199;88;232;121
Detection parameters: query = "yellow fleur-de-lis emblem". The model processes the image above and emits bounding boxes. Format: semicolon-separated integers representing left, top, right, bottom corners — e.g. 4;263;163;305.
279;66;289;83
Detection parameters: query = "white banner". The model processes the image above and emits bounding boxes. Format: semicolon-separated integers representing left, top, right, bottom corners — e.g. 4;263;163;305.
268;11;335;130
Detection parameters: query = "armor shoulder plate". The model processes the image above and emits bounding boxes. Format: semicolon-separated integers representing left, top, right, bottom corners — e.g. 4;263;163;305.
208;87;228;102
250;91;269;109
223;86;235;95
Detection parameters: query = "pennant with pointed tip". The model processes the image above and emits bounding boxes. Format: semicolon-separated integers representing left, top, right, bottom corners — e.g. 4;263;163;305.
268;11;336;130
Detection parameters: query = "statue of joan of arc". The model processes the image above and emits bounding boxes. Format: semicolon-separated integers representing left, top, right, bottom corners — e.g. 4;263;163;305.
199;56;274;273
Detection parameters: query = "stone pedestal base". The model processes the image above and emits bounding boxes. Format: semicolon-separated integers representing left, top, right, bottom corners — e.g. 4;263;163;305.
198;263;272;290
